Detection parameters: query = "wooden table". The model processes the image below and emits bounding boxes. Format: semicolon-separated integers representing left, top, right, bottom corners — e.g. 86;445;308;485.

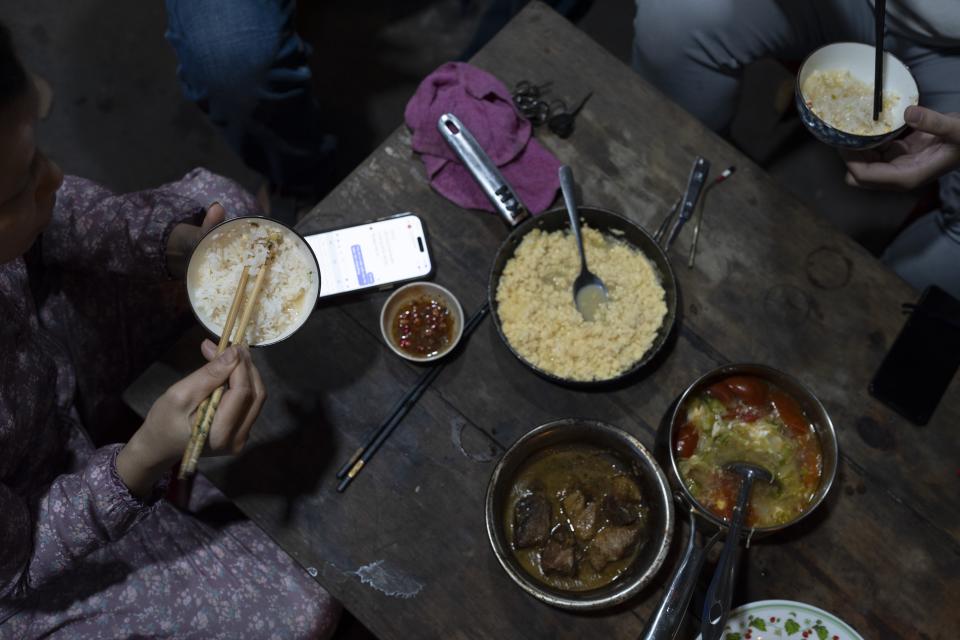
126;3;960;638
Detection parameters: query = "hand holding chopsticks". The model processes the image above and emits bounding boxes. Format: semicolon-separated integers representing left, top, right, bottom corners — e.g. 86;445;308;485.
179;254;272;478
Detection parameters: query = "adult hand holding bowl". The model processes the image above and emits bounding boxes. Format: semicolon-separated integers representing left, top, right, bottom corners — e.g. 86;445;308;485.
842;105;960;191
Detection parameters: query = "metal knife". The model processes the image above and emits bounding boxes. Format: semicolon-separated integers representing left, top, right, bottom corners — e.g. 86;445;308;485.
665;156;710;250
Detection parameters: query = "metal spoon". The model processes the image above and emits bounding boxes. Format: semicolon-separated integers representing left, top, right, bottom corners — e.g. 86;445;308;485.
559;165;608;321
700;462;774;640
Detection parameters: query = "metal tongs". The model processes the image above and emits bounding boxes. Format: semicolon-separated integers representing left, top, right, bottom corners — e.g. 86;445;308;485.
653;156;710;250
437;113;529;228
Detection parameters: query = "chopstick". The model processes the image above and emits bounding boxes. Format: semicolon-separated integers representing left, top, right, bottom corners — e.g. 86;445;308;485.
336;302;490;493
178;256;270;478
873;0;886;121
177;266;248;479
687;166;736;268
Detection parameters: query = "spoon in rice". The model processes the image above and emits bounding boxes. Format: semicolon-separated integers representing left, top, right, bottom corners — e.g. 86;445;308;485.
559;165;608;321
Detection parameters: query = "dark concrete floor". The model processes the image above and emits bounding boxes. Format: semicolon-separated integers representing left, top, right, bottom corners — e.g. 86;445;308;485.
4;2;923;638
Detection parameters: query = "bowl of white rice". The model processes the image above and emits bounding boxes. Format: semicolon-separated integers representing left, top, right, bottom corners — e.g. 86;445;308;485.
795;42;919;149
186;217;320;346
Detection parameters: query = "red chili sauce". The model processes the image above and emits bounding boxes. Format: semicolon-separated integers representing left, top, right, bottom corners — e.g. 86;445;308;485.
392;295;454;357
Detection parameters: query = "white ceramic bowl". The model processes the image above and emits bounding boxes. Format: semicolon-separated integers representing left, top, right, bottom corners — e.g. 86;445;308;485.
795;42;919;149
186;216;320;347
379;282;464;363
695;599;864;640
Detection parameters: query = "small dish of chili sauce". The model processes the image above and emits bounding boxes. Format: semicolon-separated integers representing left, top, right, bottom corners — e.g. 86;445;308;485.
380;282;464;362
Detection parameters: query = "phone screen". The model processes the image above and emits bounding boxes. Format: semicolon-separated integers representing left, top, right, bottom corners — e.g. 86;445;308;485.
869;286;960;425
305;214;432;298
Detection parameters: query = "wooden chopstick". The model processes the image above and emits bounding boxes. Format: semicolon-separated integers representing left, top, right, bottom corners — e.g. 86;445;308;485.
873;0;886;121
178;257;270;478
336;302;490;493
178;266;248;478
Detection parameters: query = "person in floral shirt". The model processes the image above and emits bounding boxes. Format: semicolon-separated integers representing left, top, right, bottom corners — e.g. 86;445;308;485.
0;22;338;639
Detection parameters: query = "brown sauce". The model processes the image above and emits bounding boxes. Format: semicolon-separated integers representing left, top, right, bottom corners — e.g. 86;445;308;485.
391;295;454;357
504;444;649;592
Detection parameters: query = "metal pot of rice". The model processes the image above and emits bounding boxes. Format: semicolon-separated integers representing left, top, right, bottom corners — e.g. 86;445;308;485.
488;206;678;386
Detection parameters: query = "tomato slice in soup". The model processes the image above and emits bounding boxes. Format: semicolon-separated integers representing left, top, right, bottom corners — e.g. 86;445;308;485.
770;389;811;437
723;376;770;407
706;382;736;406
798;438;823;491
674;422;699;458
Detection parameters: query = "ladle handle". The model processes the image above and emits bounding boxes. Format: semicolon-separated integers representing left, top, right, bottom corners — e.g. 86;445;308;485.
641;508;715;640
558;166;588;274
438;113;528;228
700;475;756;640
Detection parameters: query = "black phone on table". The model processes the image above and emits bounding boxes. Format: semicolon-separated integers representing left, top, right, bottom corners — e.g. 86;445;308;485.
868;285;960;425
304;213;433;298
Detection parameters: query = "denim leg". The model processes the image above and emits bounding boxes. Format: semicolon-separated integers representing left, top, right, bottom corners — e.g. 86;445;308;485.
164;0;334;196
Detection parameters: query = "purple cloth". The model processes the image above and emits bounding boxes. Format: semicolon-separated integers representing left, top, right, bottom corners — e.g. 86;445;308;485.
0;170;339;638
404;61;560;214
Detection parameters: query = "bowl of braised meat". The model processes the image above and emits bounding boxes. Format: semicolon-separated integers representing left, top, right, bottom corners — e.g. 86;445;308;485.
485;419;674;610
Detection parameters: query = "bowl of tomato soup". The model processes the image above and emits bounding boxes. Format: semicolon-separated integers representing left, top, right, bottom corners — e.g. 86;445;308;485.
664;364;838;533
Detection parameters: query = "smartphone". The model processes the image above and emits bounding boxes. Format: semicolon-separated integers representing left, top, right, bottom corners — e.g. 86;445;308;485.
305;213;433;298
868;286;960;425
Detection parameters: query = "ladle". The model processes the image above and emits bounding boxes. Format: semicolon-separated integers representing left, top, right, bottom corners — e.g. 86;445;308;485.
700;462;774;640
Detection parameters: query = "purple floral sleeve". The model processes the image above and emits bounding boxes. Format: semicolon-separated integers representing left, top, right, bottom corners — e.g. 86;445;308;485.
42;169;261;279
0;443;161;606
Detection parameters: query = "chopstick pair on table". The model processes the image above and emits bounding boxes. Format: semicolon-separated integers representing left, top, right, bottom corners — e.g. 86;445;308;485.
336;302;491;493
178;257;272;479
653;157;736;267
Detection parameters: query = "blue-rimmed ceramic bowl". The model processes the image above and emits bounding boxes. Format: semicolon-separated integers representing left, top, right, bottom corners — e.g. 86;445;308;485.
795;42;919;150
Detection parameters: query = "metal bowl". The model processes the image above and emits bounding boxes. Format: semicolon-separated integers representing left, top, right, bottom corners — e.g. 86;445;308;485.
795;42;919;151
485;419;675;610
186;216;321;347
487;206;678;387
660;363;839;535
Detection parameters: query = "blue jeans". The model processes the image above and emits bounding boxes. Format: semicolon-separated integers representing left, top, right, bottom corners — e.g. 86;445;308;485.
165;0;334;196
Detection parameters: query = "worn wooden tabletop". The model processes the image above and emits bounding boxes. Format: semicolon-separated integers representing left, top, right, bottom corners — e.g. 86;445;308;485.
125;3;959;638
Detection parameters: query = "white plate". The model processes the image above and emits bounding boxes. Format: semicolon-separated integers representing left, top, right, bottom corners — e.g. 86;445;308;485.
697;599;864;640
